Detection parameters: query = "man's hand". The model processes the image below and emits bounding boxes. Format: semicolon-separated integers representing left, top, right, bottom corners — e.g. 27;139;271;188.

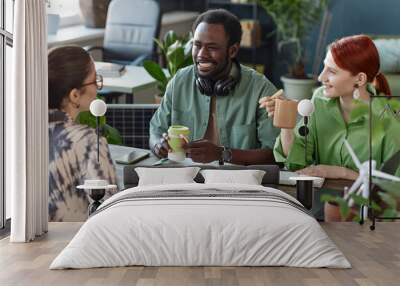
153;133;171;158
296;165;359;180
183;139;223;163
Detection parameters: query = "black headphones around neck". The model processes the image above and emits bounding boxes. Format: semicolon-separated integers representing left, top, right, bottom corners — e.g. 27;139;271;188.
195;60;241;97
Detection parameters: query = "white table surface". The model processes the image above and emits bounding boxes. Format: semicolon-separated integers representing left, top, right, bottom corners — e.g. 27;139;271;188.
48;25;105;47
96;62;158;94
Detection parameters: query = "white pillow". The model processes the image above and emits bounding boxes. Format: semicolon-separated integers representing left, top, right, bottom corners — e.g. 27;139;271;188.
135;167;201;186
200;169;266;185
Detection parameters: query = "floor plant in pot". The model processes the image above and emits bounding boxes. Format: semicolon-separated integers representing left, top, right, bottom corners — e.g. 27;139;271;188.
258;0;329;100
143;30;193;103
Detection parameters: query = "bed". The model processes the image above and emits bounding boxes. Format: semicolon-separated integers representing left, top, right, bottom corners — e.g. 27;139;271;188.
50;166;350;269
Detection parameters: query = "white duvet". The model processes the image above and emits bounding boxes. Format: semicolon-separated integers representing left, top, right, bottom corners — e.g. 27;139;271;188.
50;183;351;269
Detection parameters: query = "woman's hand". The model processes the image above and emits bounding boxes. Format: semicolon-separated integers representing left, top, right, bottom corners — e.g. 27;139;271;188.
259;89;285;118
259;89;296;157
296;165;359;180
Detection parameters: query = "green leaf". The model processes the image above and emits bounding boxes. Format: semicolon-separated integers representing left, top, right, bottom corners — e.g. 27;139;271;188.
379;192;397;210
154;38;165;54
320;194;337;203
349;194;369;206
143;60;168;84
157;82;167;95
148;30;193;95
76;112;122;145
76;111;105;127
167;45;185;76
184;38;193;56
164;30;178;49
370;201;382;212
374;178;400;197
337;199;350;219
76;111;96;127
382;208;398;218
103;124;123;145
321;194;351;220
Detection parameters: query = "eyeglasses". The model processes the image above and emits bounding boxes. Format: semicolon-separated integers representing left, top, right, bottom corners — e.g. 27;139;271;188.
80;74;103;90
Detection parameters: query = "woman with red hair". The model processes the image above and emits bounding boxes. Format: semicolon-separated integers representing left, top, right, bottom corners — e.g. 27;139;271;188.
261;35;400;220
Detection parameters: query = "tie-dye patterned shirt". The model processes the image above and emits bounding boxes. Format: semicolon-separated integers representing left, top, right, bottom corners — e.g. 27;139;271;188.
48;109;117;222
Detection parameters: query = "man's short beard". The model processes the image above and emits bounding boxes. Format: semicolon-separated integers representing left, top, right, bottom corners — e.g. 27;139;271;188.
195;56;231;81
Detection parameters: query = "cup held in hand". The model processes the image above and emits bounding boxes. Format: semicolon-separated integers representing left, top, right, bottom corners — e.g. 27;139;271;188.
273;99;298;129
167;125;190;161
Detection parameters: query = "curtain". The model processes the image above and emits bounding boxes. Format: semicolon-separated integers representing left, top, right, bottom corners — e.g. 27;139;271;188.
7;0;48;242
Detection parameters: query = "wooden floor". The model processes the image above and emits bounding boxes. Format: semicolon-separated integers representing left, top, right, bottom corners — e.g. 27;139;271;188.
1;222;399;286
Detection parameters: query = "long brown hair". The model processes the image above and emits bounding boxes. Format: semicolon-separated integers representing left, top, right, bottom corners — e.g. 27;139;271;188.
48;46;92;109
330;35;391;96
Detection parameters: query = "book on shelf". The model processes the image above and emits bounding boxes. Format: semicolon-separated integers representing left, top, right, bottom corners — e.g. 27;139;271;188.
95;62;126;78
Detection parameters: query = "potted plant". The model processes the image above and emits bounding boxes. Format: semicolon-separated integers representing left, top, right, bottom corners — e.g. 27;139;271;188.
143;30;193;103
258;0;329;100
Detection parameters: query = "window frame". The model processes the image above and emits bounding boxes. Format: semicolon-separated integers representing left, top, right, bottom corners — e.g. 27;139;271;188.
1;0;13;231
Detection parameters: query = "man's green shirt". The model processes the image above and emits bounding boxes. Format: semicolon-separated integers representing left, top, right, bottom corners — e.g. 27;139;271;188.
150;64;280;150
274;85;400;175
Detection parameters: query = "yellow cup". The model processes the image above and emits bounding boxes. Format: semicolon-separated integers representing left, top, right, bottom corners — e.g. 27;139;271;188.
167;125;190;161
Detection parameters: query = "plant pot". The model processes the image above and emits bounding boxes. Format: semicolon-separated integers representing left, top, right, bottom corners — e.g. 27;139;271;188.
281;75;317;101
324;202;356;222
47;14;60;35
154;94;163;104
79;0;111;28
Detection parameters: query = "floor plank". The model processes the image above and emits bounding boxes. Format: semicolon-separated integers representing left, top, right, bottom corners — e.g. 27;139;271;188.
0;222;399;286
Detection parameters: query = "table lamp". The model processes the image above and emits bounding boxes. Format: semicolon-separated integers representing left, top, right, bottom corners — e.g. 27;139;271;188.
89;99;107;162
290;99;316;210
297;99;315;164
78;99;113;215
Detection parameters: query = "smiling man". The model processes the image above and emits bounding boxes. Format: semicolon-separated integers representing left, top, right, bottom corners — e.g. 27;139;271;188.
149;9;280;165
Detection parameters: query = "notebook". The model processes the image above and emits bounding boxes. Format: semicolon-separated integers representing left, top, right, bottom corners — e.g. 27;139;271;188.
95;62;126;78
115;150;150;165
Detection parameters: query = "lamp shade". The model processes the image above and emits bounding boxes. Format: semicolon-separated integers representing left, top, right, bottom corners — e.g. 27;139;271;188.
297;99;314;117
90;99;107;117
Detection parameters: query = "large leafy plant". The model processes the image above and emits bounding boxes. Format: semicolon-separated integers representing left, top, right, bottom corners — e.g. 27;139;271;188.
321;98;400;221
76;109;122;145
143;31;193;96
257;0;329;78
